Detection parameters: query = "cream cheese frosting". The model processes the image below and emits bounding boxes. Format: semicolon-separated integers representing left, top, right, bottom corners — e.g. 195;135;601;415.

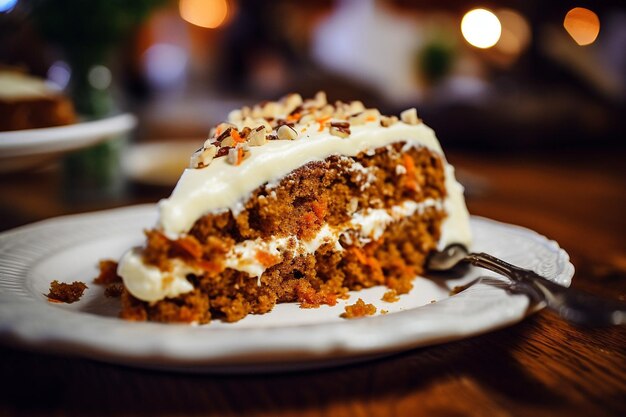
118;248;196;303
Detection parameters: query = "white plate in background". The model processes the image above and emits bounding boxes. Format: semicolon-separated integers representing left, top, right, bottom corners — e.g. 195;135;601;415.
0;114;136;173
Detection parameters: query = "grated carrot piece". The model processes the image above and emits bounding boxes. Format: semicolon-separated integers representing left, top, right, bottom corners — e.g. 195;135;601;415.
231;129;244;144
350;247;369;265
317;116;331;131
236;147;244;165
287;113;301;122
311;200;327;221
174;236;203;259
402;153;418;191
255;250;280;268
302;212;317;227
196;260;222;273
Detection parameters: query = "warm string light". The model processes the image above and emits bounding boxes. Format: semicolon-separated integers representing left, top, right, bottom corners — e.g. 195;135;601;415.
461;8;502;49
495;9;531;56
179;0;229;29
564;7;600;46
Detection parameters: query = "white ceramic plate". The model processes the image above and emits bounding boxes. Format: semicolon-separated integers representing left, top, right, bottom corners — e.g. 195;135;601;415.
0;205;574;372
0;114;137;173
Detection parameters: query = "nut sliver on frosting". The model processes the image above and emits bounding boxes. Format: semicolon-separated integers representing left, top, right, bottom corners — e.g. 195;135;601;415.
118;93;471;307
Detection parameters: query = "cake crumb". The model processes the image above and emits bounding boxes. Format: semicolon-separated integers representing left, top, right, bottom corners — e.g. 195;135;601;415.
382;289;400;303
380;309;388;315
93;260;121;285
104;283;124;298
93;260;123;298
47;280;87;303
341;298;377;319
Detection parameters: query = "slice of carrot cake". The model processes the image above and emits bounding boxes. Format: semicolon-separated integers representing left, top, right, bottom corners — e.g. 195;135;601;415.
116;92;471;323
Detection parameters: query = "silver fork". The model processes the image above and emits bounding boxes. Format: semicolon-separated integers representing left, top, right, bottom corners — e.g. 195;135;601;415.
427;244;626;326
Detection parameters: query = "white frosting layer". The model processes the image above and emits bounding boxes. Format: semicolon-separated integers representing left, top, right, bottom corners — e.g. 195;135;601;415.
118;248;196;303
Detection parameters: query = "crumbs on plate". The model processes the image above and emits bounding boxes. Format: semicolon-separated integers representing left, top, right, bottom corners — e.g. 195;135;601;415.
340;298;377;319
93;259;124;298
381;289;400;303
47;280;87;303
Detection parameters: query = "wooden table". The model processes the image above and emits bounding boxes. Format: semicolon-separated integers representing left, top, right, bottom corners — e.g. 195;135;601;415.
1;147;625;417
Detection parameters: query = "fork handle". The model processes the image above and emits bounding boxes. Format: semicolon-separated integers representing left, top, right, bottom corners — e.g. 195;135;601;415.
466;252;626;326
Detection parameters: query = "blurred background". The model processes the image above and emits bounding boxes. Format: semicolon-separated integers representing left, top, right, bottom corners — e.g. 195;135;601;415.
0;0;625;239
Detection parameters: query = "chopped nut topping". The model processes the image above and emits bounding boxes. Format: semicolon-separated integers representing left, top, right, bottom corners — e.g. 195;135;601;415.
228;109;243;122
362;108;381;122
319;104;334;117
216;146;231;157
330;125;351;138
214;122;236;138
226;144;250;166
196;92;423;167
400;108;420;125
226;148;238;165
262;101;282;119
330;120;350;129
220;135;235;147
277;124;298;140
299;113;315;124
203;136;216;148
314;90;327;107
248;126;267;146
349;100;365;114
380;115;399;127
282;93;303;114
240;126;252;138
216;127;233;143
190;145;218;168
251;105;263;119
348;112;366;126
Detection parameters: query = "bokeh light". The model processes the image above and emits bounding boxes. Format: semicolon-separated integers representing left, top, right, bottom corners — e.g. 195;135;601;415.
0;0;17;13
461;8;502;49
495;9;531;56
87;65;112;90
564;7;600;46
142;43;189;89
46;61;71;90
179;0;228;29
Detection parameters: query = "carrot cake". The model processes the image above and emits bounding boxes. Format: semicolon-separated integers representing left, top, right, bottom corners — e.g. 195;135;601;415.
116;92;471;323
0;71;75;131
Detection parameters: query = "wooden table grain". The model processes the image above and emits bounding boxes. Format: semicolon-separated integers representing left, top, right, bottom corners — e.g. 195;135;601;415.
1;148;625;417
